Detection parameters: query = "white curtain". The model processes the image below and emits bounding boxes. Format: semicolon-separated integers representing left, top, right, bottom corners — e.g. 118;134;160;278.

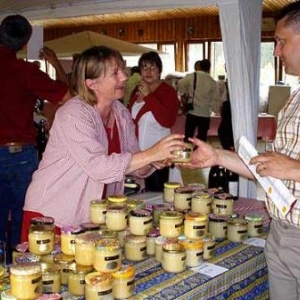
218;0;262;198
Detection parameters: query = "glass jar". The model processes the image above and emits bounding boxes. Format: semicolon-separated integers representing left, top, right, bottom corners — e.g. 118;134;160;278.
202;234;216;260
107;195;127;207
159;211;183;238
53;253;75;286
28;217;55;256
124;235;147;261
126;199;145;213
146;229;160;256
244;213;264;237
68;263;93;296
129;209;153;236
153;204;170;224
10;263;43;300
41;263;61;294
15;252;41;264
212;193;234;217
80;222;100;232
227;218;248;242
180;239;204;268
174;187;194;210
155;236;167;262
191;191;213;214
163;182;182;203
93;238;121;272
106;206;128;231
60;226;82;256
184;212;208;239
89;199;109;225
85;272;113;300
112;265;135;299
12;242;29;264
162;243;186;273
171;142;193;163
74;232;102;266
208;214;228;240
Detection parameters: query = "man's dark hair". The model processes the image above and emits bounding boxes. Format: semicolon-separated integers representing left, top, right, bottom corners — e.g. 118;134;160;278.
275;1;300;33
0;15;32;52
199;59;211;72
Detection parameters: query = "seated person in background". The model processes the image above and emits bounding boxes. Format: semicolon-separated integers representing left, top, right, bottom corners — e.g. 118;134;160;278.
123;66;141;107
22;46;185;240
128;51;181;192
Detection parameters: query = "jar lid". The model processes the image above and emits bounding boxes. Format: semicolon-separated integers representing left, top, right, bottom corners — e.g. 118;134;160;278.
162;242;185;253
148;228;160;238
164;182;182;188
41;263;60;274
107;205;127;213
174;187;194;194
160;210;183;219
153;204;170;211
85;271;113;287
192;191;212;200
30;216;55;225
214;193;233;200
187;183;205;191
180;239;204;250
130;209;152;217
208;213;228;222
185;211;208;221
75;232;103;244
124;234;146;243
10;262;41;275
107;195;127;203
126;199;145;210
227;218;248;226
61;225;82;235
98;229;118;239
14;242;29;253
112;265;135;279
90;199;108;207
36;293;62;300
244;213;264;222
95;238;120;251
69;263;93;274
80;222;100;232
53;253;75;264
15;253;41;264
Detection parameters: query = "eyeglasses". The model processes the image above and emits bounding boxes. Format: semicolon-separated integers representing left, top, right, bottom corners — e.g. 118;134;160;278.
141;64;157;72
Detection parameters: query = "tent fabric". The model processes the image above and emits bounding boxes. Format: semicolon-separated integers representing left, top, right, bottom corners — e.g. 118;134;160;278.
43;30;162;57
218;0;262;198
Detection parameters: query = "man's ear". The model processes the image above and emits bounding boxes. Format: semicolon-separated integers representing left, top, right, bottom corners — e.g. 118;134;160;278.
85;79;97;90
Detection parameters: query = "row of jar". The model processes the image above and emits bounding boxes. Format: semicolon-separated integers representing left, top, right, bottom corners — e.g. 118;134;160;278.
8;261;135;300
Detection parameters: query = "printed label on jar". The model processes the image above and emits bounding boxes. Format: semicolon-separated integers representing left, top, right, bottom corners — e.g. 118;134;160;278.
37;239;51;244
143;219;153;225
237;230;248;234
127;279;135;287
98;289;113;296
32;276;42;284
196;251;204;257
105;255;120;261
43;280;54;285
79;279;85;284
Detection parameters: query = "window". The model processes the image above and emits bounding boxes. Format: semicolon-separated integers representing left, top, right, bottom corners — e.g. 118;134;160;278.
186;42;204;72
210;41;226;79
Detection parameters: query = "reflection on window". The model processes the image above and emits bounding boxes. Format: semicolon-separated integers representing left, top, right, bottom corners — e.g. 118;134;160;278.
187;43;204;72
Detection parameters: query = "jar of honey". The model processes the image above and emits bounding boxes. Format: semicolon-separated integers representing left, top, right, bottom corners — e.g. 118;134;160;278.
162;243;186;273
112;265;135;299
244;213;264;237
106;206;128;231
53;253;75;286
129;209;153;236
208;214;228;240
68;263;93;296
174;187;194;210
191;191;213;214
184;212;208;240
93;238;121;272
124;235;147;262
202;234;216;260
212;193;234;217
10;262;43;300
227;218;248;242
159;211;183;238
163;182;182;203
85;272;113;300
28;216;55;256
60;225;82;256
180;239;204;268
171;142;193;163
41;263;61;294
89;199;109;225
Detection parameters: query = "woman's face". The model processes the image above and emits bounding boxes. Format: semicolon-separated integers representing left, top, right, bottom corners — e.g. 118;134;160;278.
93;58;128;102
140;62;161;85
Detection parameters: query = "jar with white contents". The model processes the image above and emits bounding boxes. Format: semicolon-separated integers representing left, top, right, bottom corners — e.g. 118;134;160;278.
53;253;75;286
60;225;82;256
41;263;61;294
106;206;128;231
159;211;183;238
112;265;135;299
68;263;93;296
129;209;153;236
180;239;204;268
89;199;109;225
191;191;213;214
202;234;216;260
174;187;194;211
10;262;43;300
184;212;208;240
124;235;147;262
212;193;234;217
227;218;248;242
162;243;186;273
85;271;113;300
93;238;121;272
163;182;182;203
244;213;264;237
208;214;228;240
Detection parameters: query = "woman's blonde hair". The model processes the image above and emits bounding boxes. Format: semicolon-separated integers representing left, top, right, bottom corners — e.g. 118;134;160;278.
71;46;124;105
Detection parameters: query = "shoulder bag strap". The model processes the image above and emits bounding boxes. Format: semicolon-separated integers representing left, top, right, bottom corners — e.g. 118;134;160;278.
192;72;197;103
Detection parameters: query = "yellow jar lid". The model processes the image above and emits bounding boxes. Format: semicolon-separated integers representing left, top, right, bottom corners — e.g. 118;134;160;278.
180;239;204;250
85;271;113;286
124;234;146;244
192;191;212;200
10;262;41;275
107;195;127;203
162;242;185;253
112;265;135;279
53;253;75;264
95;238;120;251
160;211;183;219
90;199;108;207
164;182;182;189
185;212;208;221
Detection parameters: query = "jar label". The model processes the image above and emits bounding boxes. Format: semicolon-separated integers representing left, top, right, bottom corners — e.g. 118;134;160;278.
175;222;184;228
127;279;135;287
43;280;54;285
193;225;206;230
254;224;263;229
80;279;85;284
105;254;120;261
37;239;51;244
98;289;113;296
140;246;147;252
32;276;42;284
70;240;76;244
196;251;204;257
237;230;248;234
216;204;227;208
181;256;186;261
144;219;153;225
207;244;215;250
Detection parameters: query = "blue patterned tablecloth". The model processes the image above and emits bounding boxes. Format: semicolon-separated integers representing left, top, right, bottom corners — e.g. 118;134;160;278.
127;240;269;300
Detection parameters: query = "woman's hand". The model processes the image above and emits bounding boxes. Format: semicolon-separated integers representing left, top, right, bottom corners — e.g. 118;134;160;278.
137;81;151;97
250;151;300;181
